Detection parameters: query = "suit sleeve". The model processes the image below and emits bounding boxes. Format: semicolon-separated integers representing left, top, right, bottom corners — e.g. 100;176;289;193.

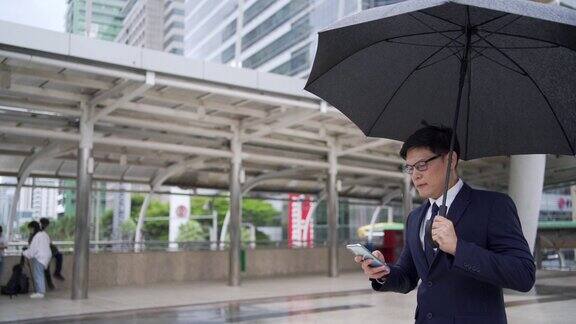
449;194;536;292
371;212;419;294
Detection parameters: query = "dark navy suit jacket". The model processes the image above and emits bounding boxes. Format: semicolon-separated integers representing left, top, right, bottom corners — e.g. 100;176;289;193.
371;183;535;324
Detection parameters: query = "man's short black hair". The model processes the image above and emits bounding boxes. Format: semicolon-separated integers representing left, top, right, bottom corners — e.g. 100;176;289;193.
40;217;50;229
399;125;460;160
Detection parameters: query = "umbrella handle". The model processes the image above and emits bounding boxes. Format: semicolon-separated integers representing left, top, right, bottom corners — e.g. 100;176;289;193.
430;205;448;249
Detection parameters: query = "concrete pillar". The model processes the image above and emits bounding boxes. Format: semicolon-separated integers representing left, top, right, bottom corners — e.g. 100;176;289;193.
228;130;242;286
6;143;67;241
403;174;413;219
71;103;94;300
534;236;542;269
135;191;153;252
387;207;394;223
367;206;382;243
508;154;546;254
6;182;22;241
327;140;339;277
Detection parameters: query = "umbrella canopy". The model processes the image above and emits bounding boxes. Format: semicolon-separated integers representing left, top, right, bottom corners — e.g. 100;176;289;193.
305;0;576;161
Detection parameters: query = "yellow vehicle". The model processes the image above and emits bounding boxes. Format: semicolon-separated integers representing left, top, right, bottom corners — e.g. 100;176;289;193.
357;222;404;239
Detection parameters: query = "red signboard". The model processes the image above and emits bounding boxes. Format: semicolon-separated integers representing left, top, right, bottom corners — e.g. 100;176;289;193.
288;194;314;248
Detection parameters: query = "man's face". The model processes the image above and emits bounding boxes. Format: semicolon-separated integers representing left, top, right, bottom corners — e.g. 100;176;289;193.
406;147;452;199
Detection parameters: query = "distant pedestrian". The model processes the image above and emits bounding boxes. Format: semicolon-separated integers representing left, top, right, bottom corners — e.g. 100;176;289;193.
22;221;51;299
40;218;65;282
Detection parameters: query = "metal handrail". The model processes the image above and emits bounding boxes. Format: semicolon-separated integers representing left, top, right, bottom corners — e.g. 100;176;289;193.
2;239;360;255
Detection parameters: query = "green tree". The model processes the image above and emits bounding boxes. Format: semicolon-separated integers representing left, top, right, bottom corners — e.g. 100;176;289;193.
222;227;270;245
46;214;76;241
18;215;77;242
18;222;30;241
100;209;113;240
177;220;206;241
120;218;137;240
242;198;281;226
190;197;281;227
130;195;169;241
190;196;211;215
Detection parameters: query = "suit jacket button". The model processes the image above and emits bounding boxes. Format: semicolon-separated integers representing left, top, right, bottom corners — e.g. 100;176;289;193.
427;281;433;287
427;313;433;320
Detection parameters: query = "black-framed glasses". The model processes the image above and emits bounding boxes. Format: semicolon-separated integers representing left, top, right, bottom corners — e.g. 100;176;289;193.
403;154;442;174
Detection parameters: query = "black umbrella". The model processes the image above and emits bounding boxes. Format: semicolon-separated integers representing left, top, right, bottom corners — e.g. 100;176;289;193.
304;0;576;226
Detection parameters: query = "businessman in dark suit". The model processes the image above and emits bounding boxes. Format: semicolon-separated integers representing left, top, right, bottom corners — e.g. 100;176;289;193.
355;125;535;324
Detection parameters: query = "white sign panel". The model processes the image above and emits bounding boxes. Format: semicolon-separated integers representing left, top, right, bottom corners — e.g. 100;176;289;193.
169;188;190;249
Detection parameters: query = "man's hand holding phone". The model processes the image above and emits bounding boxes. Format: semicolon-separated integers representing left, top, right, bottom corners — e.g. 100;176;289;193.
354;250;390;280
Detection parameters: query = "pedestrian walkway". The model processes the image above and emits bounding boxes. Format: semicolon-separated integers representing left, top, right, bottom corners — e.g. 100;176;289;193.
1;270;575;323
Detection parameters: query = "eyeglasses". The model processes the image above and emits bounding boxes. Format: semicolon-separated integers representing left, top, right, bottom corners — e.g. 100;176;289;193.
403;154;441;174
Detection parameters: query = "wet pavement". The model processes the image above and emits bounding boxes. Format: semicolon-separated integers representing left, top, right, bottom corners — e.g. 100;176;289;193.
2;271;575;324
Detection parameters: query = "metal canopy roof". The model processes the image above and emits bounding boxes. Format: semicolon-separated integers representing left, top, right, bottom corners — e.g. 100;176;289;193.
0;21;574;200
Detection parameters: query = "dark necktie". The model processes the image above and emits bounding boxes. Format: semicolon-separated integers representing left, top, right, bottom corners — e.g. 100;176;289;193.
424;203;439;266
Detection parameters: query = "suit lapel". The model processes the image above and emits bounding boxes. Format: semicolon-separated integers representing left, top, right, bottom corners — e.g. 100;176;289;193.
429;183;473;270
446;183;472;227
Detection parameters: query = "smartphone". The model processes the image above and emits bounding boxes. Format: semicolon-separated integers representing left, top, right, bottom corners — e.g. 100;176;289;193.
346;243;385;268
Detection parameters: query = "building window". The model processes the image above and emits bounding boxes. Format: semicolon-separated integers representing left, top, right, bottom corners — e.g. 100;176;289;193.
221;44;235;63
270;44;310;76
164;34;183;48
241;0;309;51
244;0;276;25
243;15;311;69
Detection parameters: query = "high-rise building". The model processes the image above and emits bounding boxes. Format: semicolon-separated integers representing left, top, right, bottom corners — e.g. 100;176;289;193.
31;179;59;220
59;179;77;218
0;177;59;236
66;0;127;41
114;0;185;54
116;0;165;50
163;0;185;55
59;179;107;222
0;177;35;229
0;177;14;227
183;0;403;78
106;183;131;241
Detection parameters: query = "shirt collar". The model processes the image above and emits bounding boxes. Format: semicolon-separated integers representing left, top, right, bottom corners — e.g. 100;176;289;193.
428;178;464;210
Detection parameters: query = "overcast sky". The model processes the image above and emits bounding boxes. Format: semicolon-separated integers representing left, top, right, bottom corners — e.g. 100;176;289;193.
0;0;66;32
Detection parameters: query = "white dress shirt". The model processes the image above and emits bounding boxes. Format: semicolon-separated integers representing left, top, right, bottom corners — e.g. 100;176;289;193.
23;231;52;268
419;179;464;250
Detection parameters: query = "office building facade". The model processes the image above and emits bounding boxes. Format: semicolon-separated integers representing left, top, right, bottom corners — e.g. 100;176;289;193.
116;0;165;50
183;0;403;78
66;0;127;41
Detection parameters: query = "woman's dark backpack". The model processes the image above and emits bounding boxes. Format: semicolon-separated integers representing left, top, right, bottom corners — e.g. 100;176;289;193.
1;263;30;298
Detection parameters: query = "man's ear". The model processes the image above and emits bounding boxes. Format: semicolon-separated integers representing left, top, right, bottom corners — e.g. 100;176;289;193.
451;151;459;170
444;151;458;169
